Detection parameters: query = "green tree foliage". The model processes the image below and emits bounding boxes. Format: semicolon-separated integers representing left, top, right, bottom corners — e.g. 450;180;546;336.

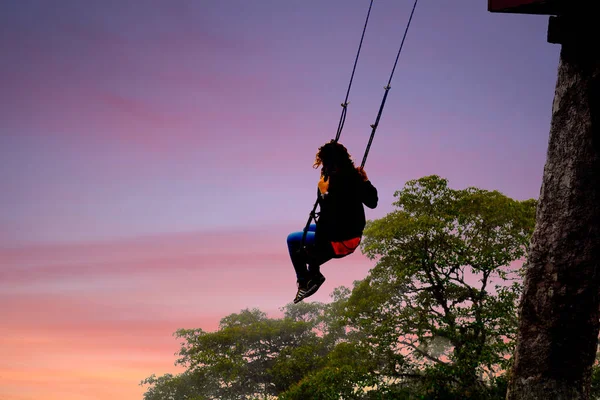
589;343;600;399
141;371;210;400
141;176;537;399
172;307;327;399
347;175;536;398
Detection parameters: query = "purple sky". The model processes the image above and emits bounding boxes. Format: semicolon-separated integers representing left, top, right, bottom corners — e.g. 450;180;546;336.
1;0;558;245
0;1;559;399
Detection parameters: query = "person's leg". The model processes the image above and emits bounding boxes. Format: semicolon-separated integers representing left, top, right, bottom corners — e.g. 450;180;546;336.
302;241;334;299
306;237;333;274
286;228;316;284
288;224;320;303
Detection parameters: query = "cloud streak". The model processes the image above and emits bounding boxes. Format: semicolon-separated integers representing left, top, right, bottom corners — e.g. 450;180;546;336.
1;226;374;399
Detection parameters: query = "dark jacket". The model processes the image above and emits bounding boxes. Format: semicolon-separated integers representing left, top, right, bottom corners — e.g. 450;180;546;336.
315;170;378;244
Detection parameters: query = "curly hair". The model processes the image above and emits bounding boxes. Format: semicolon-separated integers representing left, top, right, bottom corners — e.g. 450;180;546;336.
313;140;356;176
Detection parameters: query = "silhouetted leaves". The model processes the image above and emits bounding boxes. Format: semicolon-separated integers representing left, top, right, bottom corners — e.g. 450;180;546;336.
141;176;537;399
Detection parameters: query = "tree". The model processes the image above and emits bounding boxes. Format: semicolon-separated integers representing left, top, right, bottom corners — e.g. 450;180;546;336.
507;19;600;400
278;342;383;400
142;176;538;399
589;341;600;399
343;175;536;398
140;303;351;399
140;308;320;399
178;308;325;399
141;371;210;400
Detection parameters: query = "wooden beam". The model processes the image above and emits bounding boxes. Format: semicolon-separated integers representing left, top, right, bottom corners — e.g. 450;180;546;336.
488;0;561;15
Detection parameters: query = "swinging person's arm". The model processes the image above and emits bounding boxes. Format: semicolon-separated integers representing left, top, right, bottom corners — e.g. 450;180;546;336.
357;167;378;209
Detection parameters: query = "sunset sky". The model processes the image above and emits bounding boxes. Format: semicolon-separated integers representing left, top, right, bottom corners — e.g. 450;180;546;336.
0;1;559;399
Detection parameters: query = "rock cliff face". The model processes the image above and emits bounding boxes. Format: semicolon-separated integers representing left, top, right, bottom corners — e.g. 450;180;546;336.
507;43;600;400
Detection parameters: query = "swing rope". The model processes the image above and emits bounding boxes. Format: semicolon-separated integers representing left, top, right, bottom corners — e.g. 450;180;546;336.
301;0;419;251
299;0;374;250
360;0;419;168
334;0;374;143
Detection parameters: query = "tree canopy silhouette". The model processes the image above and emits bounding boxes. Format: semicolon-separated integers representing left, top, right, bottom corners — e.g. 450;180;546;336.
141;175;537;400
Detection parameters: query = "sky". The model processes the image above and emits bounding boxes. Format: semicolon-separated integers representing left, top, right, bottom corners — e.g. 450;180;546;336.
0;0;560;399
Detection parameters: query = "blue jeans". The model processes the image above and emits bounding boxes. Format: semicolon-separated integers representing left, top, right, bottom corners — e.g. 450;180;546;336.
287;224;321;282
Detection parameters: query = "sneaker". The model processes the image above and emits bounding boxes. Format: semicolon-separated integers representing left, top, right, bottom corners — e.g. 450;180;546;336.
293;281;309;304
304;272;326;299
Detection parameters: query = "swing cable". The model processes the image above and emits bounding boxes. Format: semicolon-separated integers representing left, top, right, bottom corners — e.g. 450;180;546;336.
299;0;374;250
335;0;374;143
360;0;419;168
300;0;419;251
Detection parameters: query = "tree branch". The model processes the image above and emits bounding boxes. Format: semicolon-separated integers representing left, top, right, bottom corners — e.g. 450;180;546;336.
398;340;449;366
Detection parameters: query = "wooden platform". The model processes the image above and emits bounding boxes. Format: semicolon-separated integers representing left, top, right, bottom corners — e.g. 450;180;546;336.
488;0;562;15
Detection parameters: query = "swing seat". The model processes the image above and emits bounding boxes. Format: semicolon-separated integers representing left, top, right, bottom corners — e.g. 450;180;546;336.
331;237;361;257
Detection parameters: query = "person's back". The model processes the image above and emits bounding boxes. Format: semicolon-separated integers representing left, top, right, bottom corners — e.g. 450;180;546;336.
315;165;377;245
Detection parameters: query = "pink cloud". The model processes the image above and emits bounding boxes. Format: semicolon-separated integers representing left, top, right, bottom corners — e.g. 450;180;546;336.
1;8;273;157
95;92;178;125
0;211;378;400
1;305;192;400
0;252;283;283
